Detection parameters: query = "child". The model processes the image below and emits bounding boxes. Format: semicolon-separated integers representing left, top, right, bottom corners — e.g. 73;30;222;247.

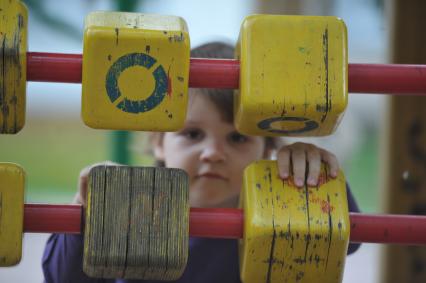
42;42;360;283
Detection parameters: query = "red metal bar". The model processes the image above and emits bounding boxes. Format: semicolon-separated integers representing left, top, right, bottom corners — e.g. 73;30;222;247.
27;52;426;95
24;204;82;234
189;207;243;239
23;204;426;245
27;52;82;84
188;58;239;89
349;213;426;245
348;63;426;95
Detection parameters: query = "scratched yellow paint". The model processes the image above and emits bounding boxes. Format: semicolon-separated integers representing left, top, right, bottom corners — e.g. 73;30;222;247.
0;163;25;266
235;15;347;137
239;160;350;283
82;12;190;131
0;0;28;134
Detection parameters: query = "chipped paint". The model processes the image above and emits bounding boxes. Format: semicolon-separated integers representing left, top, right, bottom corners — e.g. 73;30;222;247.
167;65;172;98
0;163;25;266
235;15;347;137
320;28;330;123
257;116;319;135
105;53;167;114
115;27;119;45
239;160;350;283
82;12;190;131
0;1;27;134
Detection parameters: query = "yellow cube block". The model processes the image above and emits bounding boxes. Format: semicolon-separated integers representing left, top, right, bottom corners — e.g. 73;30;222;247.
235;15;347;136
0;163;25;266
0;0;28;134
82;12;190;131
239;160;350;283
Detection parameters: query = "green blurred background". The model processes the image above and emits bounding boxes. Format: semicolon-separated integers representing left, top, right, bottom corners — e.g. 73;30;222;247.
0;1;388;282
0;120;378;210
0;0;382;212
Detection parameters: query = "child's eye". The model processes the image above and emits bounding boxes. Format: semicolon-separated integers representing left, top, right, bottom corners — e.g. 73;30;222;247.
228;132;249;144
182;128;204;140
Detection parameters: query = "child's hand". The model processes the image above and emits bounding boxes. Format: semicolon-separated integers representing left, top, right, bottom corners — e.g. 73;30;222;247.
276;142;339;188
72;161;119;207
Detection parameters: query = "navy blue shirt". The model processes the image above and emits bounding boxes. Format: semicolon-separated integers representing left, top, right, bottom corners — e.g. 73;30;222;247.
42;187;360;283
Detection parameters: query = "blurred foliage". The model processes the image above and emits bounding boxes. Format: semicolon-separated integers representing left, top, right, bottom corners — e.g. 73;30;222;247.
344;134;379;213
10;0;378;212
0;119;107;202
115;0;140;12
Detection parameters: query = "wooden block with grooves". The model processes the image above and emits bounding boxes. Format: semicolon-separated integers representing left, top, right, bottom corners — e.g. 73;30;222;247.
83;165;189;280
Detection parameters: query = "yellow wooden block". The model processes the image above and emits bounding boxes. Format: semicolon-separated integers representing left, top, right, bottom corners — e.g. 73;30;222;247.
239;160;350;283
82;12;190;131
235;15;347;136
0;163;25;266
0;0;28;134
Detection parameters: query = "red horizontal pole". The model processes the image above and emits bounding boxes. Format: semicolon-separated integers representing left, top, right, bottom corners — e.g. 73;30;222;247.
27;52;83;84
349;213;426;245
189;207;243;239
24;204;82;234
348;63;426;95
27;52;426;95
24;204;426;245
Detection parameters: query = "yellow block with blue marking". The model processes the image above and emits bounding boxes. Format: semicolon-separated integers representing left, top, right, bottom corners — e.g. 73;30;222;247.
0;0;28;134
0;163;25;266
239;160;349;283
82;12;190;131
235;15;347;137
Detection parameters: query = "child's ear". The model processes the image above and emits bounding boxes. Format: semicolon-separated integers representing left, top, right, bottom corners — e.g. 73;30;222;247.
153;143;165;160
152;133;165;160
149;132;164;161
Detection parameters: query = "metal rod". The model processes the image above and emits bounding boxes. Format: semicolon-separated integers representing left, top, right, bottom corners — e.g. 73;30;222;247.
24;204;82;234
27;52;426;95
23;204;426;245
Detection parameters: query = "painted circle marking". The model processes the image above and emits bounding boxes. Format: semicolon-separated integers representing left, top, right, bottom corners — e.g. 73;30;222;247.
257;116;319;134
105;53;168;114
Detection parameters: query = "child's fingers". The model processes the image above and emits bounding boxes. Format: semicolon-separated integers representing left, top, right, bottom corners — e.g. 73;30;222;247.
320;149;339;178
74;161;120;207
74;165;92;206
306;148;321;186
277;147;291;179
291;146;306;187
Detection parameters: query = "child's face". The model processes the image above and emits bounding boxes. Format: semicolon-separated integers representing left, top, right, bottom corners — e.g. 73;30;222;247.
154;94;267;208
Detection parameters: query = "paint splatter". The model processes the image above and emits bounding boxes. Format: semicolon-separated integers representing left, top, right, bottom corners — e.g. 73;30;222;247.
317;173;327;187
321;199;334;213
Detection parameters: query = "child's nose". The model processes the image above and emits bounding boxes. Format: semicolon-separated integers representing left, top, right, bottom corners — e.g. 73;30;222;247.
200;141;227;163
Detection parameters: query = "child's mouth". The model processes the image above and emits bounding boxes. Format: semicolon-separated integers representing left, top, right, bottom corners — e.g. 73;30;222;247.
198;172;227;180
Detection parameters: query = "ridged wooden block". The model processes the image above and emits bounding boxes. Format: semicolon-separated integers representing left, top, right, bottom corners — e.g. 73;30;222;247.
83;165;189;280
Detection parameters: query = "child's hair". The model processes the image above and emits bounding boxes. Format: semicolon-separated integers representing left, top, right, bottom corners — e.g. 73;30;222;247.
149;42;282;166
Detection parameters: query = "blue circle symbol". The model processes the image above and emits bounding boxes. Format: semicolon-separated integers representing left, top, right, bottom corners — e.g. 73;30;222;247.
105;53;168;114
257;116;319;134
